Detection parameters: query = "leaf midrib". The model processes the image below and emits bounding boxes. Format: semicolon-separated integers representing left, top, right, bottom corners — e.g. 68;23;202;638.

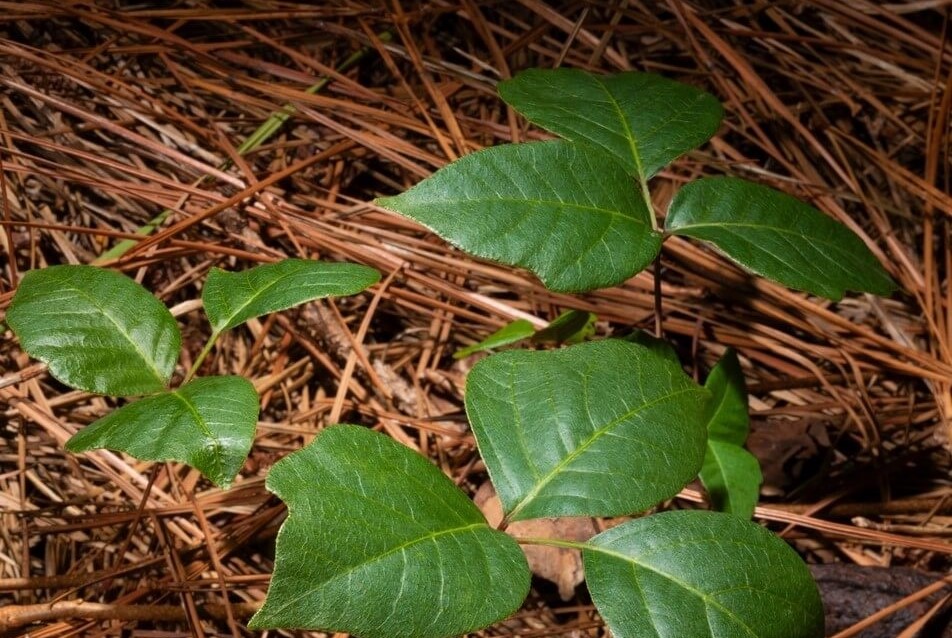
170;387;224;481
404;196;649;227
507;386;697;520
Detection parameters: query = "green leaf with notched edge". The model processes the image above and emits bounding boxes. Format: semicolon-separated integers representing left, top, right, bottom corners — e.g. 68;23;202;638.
498;68;723;180
66;376;258;488
249;425;530;638
699;349;762;518
465;340;709;522
531;309;596;345
584;510;824;638
7;265;180;396
666;177;897;300
376;140;661;293
454;319;535;359
203;259;380;334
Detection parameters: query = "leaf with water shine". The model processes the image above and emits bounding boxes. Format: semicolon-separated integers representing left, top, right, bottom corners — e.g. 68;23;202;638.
465;340;709;521
584;510;824;638
498;68;723;180
250;425;530;638
454;319;535;359
666;177;896;300
203;259;380;334
7;265;180;396
698;350;761;518
531;309;596;345
376;140;661;293
66;376;258;488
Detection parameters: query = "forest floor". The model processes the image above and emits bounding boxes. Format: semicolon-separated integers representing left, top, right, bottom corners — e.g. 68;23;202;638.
0;1;950;637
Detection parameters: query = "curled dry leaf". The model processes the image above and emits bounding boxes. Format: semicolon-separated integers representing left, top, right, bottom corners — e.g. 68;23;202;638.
474;481;597;601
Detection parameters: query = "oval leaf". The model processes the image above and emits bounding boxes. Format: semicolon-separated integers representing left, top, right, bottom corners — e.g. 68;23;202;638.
498;68;723;180
66;375;258;488
699;349;761;518
203;259;380;334
666;177;896;300
454;319;536;359
376;140;662;293
249;425;530;638
7;265;180;396
465;340;709;521
584;510;824;638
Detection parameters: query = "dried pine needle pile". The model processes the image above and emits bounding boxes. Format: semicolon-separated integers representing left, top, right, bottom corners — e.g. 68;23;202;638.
0;2;950;637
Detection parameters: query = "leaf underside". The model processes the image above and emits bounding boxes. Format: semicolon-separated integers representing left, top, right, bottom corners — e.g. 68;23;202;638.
498;68;723;180
666;177;896;300
465;339;709;521
66;376;259;488
7;265;180;396
583;510;825;638
203;259;380;334
250;425;530;638
377;140;662;293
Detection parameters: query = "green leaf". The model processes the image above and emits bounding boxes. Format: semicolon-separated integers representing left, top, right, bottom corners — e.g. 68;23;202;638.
465;340;709;521
583;510;824;638
203;259;380;334
250;425;530;638
699;349;761;518
666;177;896;300
621;329;680;365
377;140;661;293
498;68;723;180
454;319;535;359
531;309;596;345
66;376;258;488
7;265;180;396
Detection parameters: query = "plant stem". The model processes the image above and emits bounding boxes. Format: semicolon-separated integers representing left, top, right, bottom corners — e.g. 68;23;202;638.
638;176;659;232
184;331;220;383
653;255;664;338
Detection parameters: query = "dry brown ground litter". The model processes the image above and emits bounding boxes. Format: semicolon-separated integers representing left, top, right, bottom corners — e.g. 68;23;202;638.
0;2;951;637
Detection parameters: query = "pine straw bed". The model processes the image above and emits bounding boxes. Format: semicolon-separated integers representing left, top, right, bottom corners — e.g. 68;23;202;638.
0;1;950;636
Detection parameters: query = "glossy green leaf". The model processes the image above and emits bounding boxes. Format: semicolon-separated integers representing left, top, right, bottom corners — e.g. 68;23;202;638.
498;68;723;180
376;140;661;293
531;309;596;345
250;425;530;638
203;259;380;334
465;340;709;521
7;265;180;396
666;177;896;300
583;510;824;638
66;376;258;488
699;350;761;518
454;319;535;359
621;329;680;365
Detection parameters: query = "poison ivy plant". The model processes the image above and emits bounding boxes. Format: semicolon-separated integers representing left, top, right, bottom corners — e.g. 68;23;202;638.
8;260;379;487
453;309;596;359
699;349;762;519
453;319;535;359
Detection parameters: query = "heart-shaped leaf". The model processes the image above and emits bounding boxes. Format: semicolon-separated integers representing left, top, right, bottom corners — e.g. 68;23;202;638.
454;319;535;359
666;177;896;300
699;350;761;518
203;259;380;334
583;510;824;638
250;425;530;638
7;265;180;396
498;69;723;181
465;340;709;521
66;375;258;488
377;140;661;293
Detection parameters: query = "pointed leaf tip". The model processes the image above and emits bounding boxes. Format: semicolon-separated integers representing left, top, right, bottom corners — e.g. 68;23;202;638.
250;425;530;638
7;265;180;396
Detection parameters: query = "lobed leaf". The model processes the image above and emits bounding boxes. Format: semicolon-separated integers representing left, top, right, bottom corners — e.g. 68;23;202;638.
7;265;180;396
699;350;761;518
498;68;723;181
454;319;535;359
465;340;709;521
666;177;896;300
583;510;824;638
250;425;530;638
376;140;662;293
203;259;380;334
66;376;259;488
